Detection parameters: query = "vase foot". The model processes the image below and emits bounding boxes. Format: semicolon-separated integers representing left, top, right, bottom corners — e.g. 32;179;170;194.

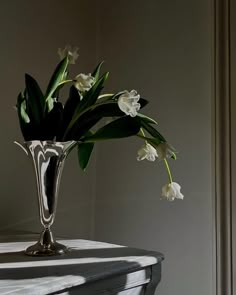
24;228;68;256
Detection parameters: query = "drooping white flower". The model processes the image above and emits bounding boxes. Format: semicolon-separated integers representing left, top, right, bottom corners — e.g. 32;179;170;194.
156;142;176;160
137;143;158;161
74;73;95;92
118;90;141;117
161;182;184;201
58;45;79;64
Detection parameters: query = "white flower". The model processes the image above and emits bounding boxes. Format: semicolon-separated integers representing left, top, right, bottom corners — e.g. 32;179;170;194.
58;45;79;64
137;143;158;161
156;142;176;160
74;73;95;92
118;90;141;117
161;182;184;201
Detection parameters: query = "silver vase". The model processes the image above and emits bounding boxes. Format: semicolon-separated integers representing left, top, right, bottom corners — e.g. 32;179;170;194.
16;140;75;256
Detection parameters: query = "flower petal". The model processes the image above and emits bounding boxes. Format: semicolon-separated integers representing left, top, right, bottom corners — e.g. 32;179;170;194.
74;73;95;92
58;45;79;64
156;142;176;160
137;143;158;162
161;182;184;201
118;90;141;117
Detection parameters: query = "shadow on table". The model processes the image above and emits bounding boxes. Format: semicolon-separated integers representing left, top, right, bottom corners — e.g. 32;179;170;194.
0;234;164;295
0;246;163;294
0;256;151;294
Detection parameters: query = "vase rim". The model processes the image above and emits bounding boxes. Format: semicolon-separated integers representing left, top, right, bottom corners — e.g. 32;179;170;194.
14;140;77;155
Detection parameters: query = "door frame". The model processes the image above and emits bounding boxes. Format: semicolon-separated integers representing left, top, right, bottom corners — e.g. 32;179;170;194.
214;0;232;294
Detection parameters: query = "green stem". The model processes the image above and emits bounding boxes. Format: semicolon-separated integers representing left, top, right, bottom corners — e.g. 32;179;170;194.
139;128;148;144
98;93;114;99
57;79;73;87
164;159;173;183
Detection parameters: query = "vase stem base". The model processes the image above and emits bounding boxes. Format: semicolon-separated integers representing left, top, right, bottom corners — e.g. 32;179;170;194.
24;228;68;256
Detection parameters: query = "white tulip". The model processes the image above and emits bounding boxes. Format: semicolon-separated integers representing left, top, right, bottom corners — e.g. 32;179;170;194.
74;73;95;92
58;45;79;64
156;142;176;160
118;90;141;117
161;182;184;201
137;143;158;161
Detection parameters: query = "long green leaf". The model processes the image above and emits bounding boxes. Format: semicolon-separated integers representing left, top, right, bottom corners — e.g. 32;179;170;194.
25;73;44;125
63;97;152;141
79;101;124;119
65;72;109;136
44;101;63;140
136;113;157;124
83;116;141;142
63;101;125;140
45;57;69;108
16;92;30;140
91;61;104;81
139;119;166;142
20;100;30;123
63;116;100;141
75;71;109;114
57;86;81;140
78;131;94;170
17;92;30;124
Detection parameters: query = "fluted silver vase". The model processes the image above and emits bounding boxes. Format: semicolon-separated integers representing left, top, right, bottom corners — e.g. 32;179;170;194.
16;140;75;256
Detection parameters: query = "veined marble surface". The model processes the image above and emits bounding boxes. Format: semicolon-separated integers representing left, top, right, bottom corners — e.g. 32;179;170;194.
0;238;163;295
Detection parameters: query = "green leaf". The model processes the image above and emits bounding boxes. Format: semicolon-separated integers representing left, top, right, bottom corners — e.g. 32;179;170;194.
20;100;30;123
78;131;94;170
139;98;149;109
143;137;162;147
65;72;109;136
16;92;30;124
171;153;177;160
63;101;125;140
45;57;69;108
91;61;104;81
44;101;63;140
137;119;166;142
82;101;124;118
57;86;81;140
63;116;100;141
76;71;109;113
25;73;44;125
16;92;34;140
84;116;141;142
63;98;151;141
136;113;157;124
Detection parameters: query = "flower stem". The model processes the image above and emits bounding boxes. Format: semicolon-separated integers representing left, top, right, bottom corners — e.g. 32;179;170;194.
140;128;148;144
164;159;173;183
58;79;73;87
139;128;148;144
98;93;114;99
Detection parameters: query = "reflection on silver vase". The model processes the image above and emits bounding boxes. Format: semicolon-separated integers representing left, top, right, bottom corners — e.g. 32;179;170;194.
16;140;75;256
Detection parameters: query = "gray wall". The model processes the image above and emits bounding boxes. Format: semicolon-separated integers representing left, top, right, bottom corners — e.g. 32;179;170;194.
0;1;215;294
94;1;214;295
0;0;97;238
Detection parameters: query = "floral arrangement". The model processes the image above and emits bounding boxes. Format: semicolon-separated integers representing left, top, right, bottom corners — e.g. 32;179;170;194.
16;45;183;201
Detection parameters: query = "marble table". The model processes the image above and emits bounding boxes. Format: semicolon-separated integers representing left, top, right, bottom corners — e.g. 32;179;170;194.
0;238;164;295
